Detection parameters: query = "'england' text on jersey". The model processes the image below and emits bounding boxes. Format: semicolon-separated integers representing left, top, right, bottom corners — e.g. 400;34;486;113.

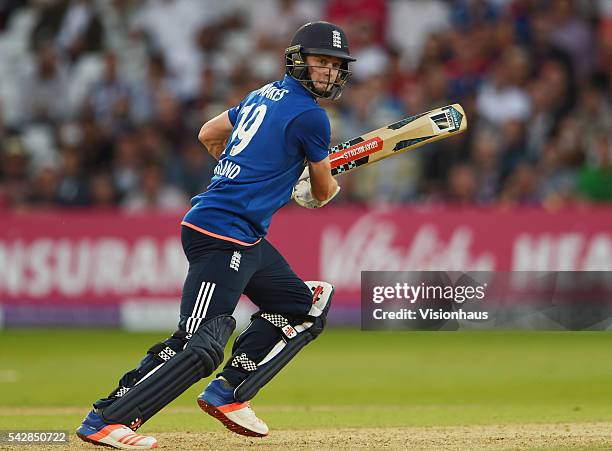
257;84;289;102
214;159;241;179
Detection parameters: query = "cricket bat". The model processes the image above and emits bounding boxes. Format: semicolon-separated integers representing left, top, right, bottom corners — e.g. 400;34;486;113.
329;104;467;176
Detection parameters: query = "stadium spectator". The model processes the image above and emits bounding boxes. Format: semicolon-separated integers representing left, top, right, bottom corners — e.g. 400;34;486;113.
537;139;576;207
20;43;70;124
500;162;540;205
89;171;118;207
471;129;501;203
121;161;187;211
445;163;478;204
56;0;105;61
27;165;61;208
577;134;612;202
548;0;595;81
0;136;30;209
476;58;531;126
56;147;90;206
166;141;216;197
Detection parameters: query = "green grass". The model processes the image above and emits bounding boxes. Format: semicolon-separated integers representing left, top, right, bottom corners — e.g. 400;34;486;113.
1;329;611;431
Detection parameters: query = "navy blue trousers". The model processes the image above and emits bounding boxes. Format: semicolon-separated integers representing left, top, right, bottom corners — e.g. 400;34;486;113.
94;226;312;409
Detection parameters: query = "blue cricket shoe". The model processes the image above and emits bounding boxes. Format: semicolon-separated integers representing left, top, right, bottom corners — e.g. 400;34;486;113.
76;410;158;449
197;377;269;437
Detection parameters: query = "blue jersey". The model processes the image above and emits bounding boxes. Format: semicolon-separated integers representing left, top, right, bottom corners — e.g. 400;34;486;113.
182;75;330;245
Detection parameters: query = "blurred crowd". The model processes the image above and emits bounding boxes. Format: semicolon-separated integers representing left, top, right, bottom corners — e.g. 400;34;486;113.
0;0;611;211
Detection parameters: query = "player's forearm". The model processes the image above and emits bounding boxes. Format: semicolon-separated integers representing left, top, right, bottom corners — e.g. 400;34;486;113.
311;177;338;202
199;136;228;161
198;111;233;160
308;158;338;202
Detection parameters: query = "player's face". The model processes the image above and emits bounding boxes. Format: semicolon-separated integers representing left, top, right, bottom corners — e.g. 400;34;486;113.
306;55;342;94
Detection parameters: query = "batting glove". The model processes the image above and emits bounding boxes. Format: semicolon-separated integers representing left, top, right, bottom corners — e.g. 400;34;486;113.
291;167;340;209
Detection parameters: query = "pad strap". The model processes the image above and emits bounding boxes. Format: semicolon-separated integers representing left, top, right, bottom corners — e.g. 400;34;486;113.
231;353;258;372
259;313;298;339
147;329;188;364
147;343;178;363
104;330;189;402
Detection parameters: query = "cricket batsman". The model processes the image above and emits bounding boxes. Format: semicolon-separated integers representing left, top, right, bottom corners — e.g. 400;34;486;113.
76;21;355;449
